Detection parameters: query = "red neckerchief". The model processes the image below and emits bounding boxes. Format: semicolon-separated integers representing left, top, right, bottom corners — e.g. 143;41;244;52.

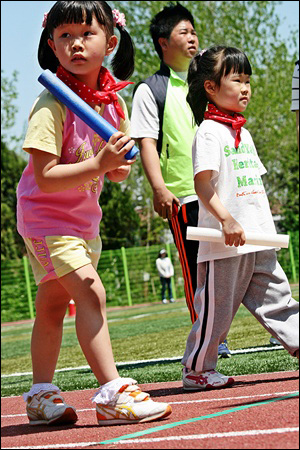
56;65;134;120
204;103;247;149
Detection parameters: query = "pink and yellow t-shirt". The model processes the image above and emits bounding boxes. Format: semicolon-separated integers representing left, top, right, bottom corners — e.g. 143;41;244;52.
17;89;130;240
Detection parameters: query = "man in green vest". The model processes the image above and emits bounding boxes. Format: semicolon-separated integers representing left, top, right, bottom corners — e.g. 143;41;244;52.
131;3;231;360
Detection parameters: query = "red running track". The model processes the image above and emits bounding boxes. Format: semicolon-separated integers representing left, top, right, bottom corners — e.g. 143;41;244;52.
1;370;299;449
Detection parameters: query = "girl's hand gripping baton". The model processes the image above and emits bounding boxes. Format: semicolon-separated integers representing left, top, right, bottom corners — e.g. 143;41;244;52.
38;69;139;160
186;227;289;248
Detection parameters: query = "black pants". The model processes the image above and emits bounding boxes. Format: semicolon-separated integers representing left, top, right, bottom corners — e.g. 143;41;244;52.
169;200;199;323
160;277;173;300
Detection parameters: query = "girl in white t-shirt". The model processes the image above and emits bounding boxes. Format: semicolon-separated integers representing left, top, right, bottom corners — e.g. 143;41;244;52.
181;46;299;391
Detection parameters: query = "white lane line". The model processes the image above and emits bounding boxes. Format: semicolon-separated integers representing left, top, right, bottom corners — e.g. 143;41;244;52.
1;345;285;379
111;427;300;445
1;428;298;449
1;307;188;337
168;390;299;404
2;391;298;418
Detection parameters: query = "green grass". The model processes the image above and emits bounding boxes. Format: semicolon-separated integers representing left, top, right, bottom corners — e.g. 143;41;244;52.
1;286;299;397
1;352;298;398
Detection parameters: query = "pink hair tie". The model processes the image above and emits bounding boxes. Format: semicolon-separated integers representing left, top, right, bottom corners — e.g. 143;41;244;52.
199;48;207;57
112;9;126;29
42;12;48;28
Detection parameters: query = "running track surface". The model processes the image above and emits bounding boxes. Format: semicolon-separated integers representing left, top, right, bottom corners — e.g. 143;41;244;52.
1;370;299;449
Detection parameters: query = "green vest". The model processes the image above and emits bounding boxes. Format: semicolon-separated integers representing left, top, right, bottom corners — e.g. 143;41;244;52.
139;63;197;197
160;68;197;197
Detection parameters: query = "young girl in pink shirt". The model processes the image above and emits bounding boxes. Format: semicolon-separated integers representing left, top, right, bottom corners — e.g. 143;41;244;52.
17;1;171;427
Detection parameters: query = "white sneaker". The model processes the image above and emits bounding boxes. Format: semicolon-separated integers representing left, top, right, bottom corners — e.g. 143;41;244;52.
96;384;172;425
162;299;168;304
183;368;234;391
26;390;78;426
170;298;175;303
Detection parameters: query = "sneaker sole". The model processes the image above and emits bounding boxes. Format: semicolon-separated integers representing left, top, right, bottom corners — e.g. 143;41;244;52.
218;353;231;358
97;405;172;426
28;407;78;426
183;377;235;391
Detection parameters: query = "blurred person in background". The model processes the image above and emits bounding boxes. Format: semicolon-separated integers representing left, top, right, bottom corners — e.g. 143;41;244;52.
156;249;175;304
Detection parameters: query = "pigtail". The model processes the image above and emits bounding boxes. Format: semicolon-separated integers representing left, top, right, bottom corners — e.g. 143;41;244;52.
38;25;59;73
111;25;135;80
187;54;208;126
187;85;208;126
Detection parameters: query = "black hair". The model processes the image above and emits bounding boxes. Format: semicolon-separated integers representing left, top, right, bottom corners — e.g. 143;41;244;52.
38;1;134;80
150;2;195;60
187;46;252;126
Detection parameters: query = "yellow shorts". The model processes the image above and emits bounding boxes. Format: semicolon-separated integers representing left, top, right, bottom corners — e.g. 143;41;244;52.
23;236;102;285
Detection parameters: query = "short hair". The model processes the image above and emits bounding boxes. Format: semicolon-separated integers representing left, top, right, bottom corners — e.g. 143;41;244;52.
150;2;195;60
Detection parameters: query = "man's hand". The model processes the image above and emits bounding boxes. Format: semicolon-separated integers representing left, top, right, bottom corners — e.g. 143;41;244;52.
153;186;180;220
138;137;180;220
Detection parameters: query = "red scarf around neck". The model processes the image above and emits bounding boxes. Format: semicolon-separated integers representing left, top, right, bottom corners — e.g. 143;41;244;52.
56;65;134;120
204;103;247;149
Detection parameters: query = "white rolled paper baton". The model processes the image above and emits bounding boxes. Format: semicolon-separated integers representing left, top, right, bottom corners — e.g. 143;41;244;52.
186;227;289;248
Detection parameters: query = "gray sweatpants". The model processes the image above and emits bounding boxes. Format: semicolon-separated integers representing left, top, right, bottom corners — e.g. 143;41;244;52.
182;249;299;372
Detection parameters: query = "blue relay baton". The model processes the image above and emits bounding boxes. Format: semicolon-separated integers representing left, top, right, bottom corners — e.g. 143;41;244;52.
38;69;138;160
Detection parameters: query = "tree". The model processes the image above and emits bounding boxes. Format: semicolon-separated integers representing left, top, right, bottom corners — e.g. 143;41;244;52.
111;0;298;232
1;141;27;260
1;70;23;149
1;71;27;260
100;177;141;249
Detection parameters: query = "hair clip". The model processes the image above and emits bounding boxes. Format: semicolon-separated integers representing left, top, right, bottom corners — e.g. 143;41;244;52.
42;12;48;28
199;48;207;57
112;9;126;28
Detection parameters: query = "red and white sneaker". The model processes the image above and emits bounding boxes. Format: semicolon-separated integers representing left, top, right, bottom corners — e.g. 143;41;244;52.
183;368;234;391
26;390;78;426
96;384;172;425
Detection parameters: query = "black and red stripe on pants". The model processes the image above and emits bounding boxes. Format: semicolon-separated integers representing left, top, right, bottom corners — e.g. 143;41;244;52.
169;201;199;324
